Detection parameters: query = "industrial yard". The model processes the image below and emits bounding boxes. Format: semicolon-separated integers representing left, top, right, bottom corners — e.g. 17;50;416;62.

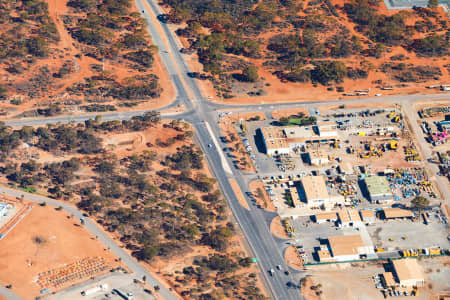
221;102;450;299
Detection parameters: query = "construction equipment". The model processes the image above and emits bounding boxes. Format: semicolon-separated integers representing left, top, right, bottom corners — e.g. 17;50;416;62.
429;247;441;255
388;111;396;119
389;140;398;150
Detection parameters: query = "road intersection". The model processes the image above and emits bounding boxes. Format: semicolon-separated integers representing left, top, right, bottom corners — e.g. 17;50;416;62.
0;0;449;299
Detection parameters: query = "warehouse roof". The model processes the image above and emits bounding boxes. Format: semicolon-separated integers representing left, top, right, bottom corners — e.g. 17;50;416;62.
317;249;333;261
301;176;329;201
290;187;302;207
360;209;375;220
364;176;392;196
308;150;329;160
261;127;285;139
383;272;396;287
328;234;365;257
315;212;338;220
392;259;424;283
284;127;313;139
265;138;289;150
383;208;413;219
338;209;361;223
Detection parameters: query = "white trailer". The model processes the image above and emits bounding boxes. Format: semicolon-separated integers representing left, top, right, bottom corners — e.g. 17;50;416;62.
81;284;108;296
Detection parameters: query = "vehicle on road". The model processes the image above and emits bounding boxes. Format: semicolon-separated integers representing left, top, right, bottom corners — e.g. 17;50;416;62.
276;265;282;270
208;144;212;148
269;269;274;276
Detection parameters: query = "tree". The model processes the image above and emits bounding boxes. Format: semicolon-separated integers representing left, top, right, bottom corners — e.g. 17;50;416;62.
279;117;289;125
411;196;429;216
242;65;259;82
0;85;7;100
428;0;438;8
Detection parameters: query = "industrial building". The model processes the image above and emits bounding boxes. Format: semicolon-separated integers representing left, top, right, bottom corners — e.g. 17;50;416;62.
359;209;376;224
314;212;338;224
337;209;362;227
307;150;330;166
382;208;413;219
363;176;393;204
260;124;340;155
317;234;376;262
298;176;344;209
392;259;425;287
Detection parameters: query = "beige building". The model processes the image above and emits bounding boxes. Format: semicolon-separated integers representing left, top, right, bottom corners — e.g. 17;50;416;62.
260;127;290;155
307;149;330;166
299;176;344;209
321;234;376;261
392;259;425;287
360;209;376;224
383;208;413;219
260;125;340;155
383;272;396;287
314;212;338;224
337;209;362;227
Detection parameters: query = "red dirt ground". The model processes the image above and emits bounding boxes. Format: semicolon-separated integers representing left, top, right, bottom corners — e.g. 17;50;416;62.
270;216;290;239
0;203;120;300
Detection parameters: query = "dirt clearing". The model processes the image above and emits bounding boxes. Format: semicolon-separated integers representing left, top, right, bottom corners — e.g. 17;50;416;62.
0;203;119;300
270;216;289;239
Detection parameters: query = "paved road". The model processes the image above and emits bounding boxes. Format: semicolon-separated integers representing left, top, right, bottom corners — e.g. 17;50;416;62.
136;0;306;298
0;186;178;300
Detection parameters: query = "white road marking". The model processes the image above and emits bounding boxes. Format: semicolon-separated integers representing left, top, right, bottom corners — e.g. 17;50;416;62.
204;121;233;175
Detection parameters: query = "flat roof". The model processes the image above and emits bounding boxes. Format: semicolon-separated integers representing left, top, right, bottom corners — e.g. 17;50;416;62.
316;120;336;127
393;259;424;283
365;176;392;196
301;176;329;201
261;127;285;139
328;234;365;257
317;249;333;261
360;209;375;219
284;127;313;139
383;272;396;287
383;208;413;219
265;138;289;150
290;187;302;207
315;212;338;220
338;209;361;223
308;149;329;160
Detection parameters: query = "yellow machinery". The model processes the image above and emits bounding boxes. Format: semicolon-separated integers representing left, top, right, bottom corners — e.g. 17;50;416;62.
376;248;385;252
388;111;396;119
389;140;398;150
241;123;246;132
393;115;400;123
429;247;441;255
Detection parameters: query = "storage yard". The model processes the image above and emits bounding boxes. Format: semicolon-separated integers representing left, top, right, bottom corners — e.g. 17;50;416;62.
418;105;450;183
